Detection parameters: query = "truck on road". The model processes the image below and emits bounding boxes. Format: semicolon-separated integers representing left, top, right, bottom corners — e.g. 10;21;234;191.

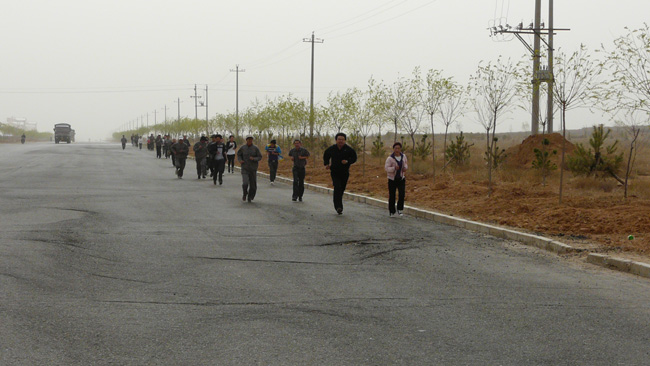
53;123;75;144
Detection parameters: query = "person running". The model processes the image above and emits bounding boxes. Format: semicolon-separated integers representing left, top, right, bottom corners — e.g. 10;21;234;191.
193;136;208;179
171;137;189;178
121;135;127;150
323;132;357;215
288;139;310;202
236;136;263;202
226;135;237;173
207;134;227;185
265;139;282;185
170;138;177;167
155;134;163;158
163;135;172;159
384;142;408;217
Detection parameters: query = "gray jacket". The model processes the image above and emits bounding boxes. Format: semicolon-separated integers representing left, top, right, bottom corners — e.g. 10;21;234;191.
236;143;263;172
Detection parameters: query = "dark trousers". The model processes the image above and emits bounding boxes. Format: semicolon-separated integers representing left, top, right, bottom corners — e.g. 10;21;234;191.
171;153;176;167
388;178;406;214
227;154;236;172
156;145;162;158
213;159;225;183
292;166;306;199
268;160;278;182
121;143;126;150
176;158;186;177
242;170;257;200
331;171;349;211
196;157;206;177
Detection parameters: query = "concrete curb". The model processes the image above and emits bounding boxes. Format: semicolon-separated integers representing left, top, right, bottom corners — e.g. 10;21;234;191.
586;254;650;278
229;164;650;280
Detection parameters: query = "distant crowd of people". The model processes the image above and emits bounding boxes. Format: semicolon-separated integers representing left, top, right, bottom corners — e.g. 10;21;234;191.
119;132;408;216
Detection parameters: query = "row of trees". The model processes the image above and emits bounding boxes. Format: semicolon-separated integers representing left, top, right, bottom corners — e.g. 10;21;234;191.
115;25;650;200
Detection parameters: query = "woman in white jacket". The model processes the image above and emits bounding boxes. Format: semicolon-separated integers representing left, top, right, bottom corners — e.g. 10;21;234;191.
384;142;408;217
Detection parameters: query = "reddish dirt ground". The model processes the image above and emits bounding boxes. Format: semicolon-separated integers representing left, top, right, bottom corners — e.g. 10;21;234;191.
251;134;650;262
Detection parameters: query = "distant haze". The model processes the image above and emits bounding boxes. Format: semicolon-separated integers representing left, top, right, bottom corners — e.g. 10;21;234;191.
1;0;648;141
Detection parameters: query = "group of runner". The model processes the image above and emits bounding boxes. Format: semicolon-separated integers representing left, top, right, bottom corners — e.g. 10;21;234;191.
128;132;407;216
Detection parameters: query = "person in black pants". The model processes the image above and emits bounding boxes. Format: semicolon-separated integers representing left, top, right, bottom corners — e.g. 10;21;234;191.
155;134;163;158
323;132;357;215
226;135;237;173
384;142;408;217
289;139;310;201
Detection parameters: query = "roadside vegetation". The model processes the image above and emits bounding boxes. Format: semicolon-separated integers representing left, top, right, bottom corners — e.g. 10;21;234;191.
113;26;650;257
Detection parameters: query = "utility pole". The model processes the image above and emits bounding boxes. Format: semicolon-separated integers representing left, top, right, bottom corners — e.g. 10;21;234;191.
205;84;209;136
191;84;202;121
531;0;542;135
153;109;157;134
163;104;169;134
230;65;245;138
546;0;554;133
175;98;181;132
489;0;565;136
303;32;324;141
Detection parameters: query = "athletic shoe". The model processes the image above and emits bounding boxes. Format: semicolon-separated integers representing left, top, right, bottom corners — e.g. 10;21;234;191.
298;197;302;202
336;207;343;215
397;210;403;216
219;180;222;185
292;197;297;202
389;212;395;218
270;181;274;186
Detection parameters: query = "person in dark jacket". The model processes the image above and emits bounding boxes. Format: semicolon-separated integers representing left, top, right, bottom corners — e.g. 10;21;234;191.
121;135;127;150
207;134;227;185
236;136;263;202
323;132;357;214
171;138;190;178
265;139;282;184
193;136;209;179
155;135;163;158
289;139;310;202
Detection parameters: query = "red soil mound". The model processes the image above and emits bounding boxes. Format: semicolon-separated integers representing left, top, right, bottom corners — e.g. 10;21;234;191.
504;133;575;168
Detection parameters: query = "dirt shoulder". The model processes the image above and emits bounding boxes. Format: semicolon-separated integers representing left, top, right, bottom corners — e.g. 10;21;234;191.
255;157;650;264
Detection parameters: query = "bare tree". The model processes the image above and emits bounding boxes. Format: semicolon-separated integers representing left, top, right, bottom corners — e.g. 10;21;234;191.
614;112;647;200
438;82;466;170
351;78;384;176
468;57;519;197
552;45;601;204
418;68;455;179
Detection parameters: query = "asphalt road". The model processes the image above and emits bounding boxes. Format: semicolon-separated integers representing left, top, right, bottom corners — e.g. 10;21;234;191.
1;142;649;365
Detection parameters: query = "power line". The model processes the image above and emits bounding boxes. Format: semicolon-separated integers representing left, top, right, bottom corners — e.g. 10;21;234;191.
318;0;408;36
327;0;439;40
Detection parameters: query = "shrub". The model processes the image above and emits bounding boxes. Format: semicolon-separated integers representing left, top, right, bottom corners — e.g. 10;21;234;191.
567;124;624;183
371;134;385;160
532;138;557;186
484;137;507;170
413;134;432;160
445;132;472;167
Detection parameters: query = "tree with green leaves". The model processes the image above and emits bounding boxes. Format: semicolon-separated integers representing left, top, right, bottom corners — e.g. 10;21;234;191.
383;76;418;143
552;44;601;203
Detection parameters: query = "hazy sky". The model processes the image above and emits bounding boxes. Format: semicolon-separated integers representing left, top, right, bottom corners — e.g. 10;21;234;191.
1;0;648;140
